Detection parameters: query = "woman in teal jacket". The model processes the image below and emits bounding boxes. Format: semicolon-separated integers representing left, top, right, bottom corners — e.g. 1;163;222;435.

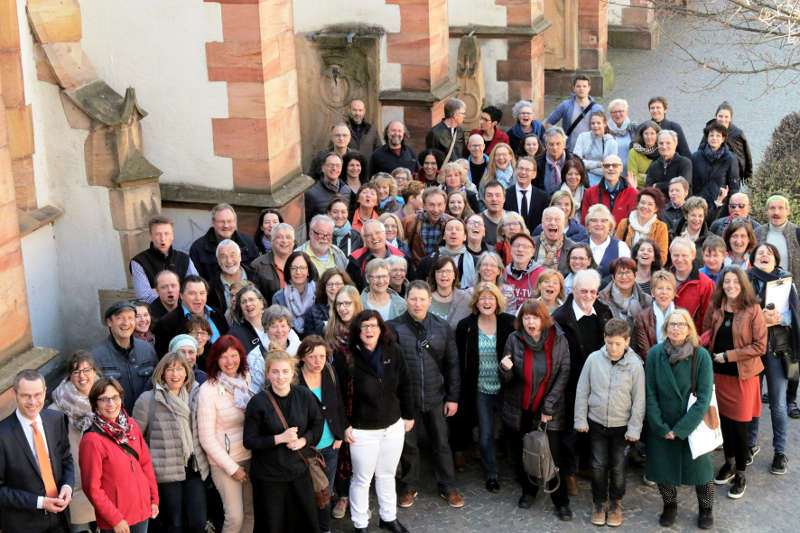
645;308;715;530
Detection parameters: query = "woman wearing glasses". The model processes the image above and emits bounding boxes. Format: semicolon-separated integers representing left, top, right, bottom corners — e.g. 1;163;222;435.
361;258;407;322
302;267;355;337
272;251;318;333
615;188;669;265
597;258;653;330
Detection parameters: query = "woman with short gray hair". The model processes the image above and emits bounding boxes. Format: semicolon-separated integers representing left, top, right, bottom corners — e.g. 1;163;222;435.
507;100;545;154
248;304;302;393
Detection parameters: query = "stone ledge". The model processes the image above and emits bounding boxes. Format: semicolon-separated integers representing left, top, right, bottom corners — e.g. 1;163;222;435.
449;18;551;39
160;174;315;210
17;204;63;237
0;346;61;418
608;24;660;50
379;78;459;106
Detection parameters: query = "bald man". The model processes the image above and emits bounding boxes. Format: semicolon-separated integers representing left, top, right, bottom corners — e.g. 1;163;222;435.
709;192;760;236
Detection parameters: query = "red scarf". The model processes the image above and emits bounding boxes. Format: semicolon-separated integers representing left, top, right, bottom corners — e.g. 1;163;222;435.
522;328;555;412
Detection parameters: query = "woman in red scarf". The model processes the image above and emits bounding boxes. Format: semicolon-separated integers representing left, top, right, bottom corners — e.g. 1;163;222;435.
499;300;573;520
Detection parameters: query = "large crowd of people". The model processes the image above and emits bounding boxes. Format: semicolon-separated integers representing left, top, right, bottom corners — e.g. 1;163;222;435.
1;76;798;533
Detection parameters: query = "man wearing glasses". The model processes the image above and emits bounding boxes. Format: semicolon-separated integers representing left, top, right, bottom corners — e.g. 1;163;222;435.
305;152;354;226
426;98;467;163
295;214;348;273
347;219;412;291
709;192;761;236
581;154;639;225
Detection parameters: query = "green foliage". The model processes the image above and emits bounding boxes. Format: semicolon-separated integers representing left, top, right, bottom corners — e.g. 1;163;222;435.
750;112;800;225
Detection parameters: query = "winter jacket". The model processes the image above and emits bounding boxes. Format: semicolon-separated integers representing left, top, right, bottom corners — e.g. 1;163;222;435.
333;341;415;430
189;228;258;283
207;264;274;312
90;336;158;414
580;181;639;226
426;120;465;162
660;202;685;239
229;320;266;356
632;305;663;361
389;311;461;412
360;287;407;321
345;243;411;290
196;378;252;476
499;327;571;431
532;219;588;244
133;385;206;483
249;251;284;297
298;362;348;441
615;216;670;264
652;117;691;157
701;303;766;380
710;215;760;237
243;386;323;482
754;222;800;281
645;154;693;198
533;149;578;192
79;419;159;530
546;95;604;151
301;302;330;337
673;267;715;332
307;146;358;181
597;281;654;330
574;346;646;440
573;132;618;180
335;229;364;257
305;179;354;226
348;118;383;157
702;118;752;183
645;343;714;485
370;143;419;175
691;144;740;206
627;148;657;186
531;235;576;276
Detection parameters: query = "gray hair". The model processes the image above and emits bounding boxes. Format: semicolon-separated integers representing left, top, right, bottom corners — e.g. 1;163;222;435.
386;255;408;271
444;98;466;118
361;218;386;238
512;100;534;119
670;236;697;256
541;206;566;225
476;251;506;285
215;239;241;258
309;214;335;232
13;369;45;391
263;304;293;329
271;222;295;240
572;269;601;291
682;196;708;214
657;129;678;143
607;98;629;112
585;203;616;234
391;167;412;180
365;258;390;277
669;176;690;192
544;126;566;142
331;121;349;132
211;203;236;222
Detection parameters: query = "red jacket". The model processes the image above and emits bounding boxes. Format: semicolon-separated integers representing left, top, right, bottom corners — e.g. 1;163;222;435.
581;182;638;226
674;268;715;332
79;420;158;530
471;128;510;156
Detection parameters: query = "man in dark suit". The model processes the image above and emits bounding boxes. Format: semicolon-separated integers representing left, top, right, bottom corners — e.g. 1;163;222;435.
0;369;74;533
504;156;548;233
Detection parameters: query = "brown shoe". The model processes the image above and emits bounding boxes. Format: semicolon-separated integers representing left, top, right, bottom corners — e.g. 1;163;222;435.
565;475;578;496
440;490;465;508
606;499;623;527
331;496;348;519
591;502;607;526
398;490;417;508
454;453;467;472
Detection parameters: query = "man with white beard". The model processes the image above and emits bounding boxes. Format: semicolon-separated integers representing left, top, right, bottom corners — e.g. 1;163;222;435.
207;239;273;311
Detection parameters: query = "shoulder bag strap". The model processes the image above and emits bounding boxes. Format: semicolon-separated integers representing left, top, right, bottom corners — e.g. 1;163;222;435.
264;388;289;430
88;425;140;462
690;346;699;393
565;102;594;137
444;127;458;162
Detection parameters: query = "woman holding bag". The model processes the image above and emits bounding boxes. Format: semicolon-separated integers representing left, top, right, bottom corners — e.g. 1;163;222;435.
644;308;715;529
702;266;766;499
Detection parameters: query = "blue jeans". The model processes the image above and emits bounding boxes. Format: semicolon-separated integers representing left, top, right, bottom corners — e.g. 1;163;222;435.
748;353;788;453
318;444;340;532
101;520;147;533
156;467;207;533
476;391;501;479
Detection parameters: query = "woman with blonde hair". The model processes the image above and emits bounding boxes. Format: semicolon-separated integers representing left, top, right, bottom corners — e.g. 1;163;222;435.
495;211;529;265
378;212;411;258
441;162;480;214
374;174;403;214
483;142;517;190
533;269;566;314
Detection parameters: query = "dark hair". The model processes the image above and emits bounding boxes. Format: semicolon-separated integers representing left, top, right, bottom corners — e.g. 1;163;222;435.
631;238;663;273
185;315;212;335
604;317;630;338
752;242;781;270
315;267;354;305
297;334;331;362
633;120;661;147
427;256;459;292
648;96;668;109
515;299;554;332
482;105;503;124
148;215;174;231
609;257;637;277
567;242;597;272
66;350;97;374
88;377;124;413
356;182;380;210
572;74;591;86
562;158;589;188
638;186;666;212
383;121;409;143
326;194;351;213
715;101;734;119
710;266;760;311
589;110;609;135
282;251;319;285
516;133;544;157
347;310;396;353
253;208;283;253
418;148;445;169
481;180;505;196
205;335;249;381
343;152;369;185
701;234;727;253
703;120;728;141
407;279;431;296
723;219;757;255
181;274;209;294
232;285;266;324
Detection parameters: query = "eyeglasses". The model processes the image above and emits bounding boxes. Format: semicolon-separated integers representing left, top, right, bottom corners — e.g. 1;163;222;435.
436;270;455;276
97;394;121;404
615;270;635;277
360;323;380;331
311;229;332;240
667;322;688;329
729;203;747;209
190;330;210;338
290;265;308;273
335;301;353;308
71;368;94;377
467;220;484;227
602;163;622;169
326;281;344;289
577;289;598;295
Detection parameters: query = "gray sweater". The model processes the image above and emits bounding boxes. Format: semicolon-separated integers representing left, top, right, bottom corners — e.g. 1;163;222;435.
573;346;646;440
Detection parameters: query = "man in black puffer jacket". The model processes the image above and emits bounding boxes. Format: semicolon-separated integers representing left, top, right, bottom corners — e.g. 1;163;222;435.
389;281;464;509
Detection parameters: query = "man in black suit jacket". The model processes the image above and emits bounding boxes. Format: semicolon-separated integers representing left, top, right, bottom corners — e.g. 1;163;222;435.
153;275;229;357
504;156;549;233
0;370;74;533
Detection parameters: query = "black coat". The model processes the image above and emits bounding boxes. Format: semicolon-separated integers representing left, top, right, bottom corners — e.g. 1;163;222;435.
152;305;229;357
189;228;259;283
388;312;461;412
206;264;275;312
298;363;348;440
533;150;577;192
691;144;740;206
703;119;752;183
645;154;693;198
333;342;415;430
652;118;691;157
0;409;74;533
249;251;283;298
370;143;419;175
243;386;323;482
504;184;549;232
90;336;158;414
426;120;466;162
455;313;516;424
228;320;265;356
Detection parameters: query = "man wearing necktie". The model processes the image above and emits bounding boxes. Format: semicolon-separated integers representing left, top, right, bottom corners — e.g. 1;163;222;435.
0;369;74;532
504;156;548;234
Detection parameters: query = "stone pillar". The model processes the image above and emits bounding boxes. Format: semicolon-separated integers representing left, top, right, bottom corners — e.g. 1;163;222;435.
496;0;547;118
381;0;457;153
608;0;660;50
205;0;310;231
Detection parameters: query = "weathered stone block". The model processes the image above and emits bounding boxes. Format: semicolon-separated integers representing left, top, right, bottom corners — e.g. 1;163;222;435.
206;41;265;82
220;4;260;41
6;105;34;159
0;0;21;49
212;117;268;159
227;82;266;119
0;50;24;107
26;0;82;43
11;156;35;210
108;183;160;232
59;90;91;129
608;24;659;50
33;43;59;84
40;42;97;90
118;230;150;283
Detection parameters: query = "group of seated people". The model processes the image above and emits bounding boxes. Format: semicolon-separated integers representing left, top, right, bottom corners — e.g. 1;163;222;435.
7;79;799;533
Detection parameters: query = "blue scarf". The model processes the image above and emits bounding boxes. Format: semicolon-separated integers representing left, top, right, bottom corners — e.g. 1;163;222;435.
702;142;727;161
361;345;383;377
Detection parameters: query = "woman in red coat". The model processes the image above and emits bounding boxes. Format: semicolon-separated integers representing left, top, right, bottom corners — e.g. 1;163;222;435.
80;377;158;533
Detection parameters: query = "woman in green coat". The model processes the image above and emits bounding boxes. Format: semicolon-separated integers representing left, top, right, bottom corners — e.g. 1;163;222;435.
645;308;715;530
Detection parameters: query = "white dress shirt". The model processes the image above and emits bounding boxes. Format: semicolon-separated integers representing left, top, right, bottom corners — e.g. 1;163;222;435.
15;410;49;509
515;185;532;217
572;299;597;321
589;236;631;265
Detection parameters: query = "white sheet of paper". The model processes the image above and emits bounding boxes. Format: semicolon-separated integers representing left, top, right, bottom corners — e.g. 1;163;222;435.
765;277;792;315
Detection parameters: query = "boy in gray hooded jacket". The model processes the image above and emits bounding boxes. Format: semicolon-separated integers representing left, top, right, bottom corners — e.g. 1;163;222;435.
574;318;645;527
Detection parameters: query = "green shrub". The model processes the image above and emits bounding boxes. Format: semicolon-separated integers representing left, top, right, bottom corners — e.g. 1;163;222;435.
749;112;800;224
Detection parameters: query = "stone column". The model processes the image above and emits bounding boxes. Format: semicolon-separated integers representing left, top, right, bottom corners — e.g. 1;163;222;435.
608;0;660;50
205;0;310;230
381;0;457;153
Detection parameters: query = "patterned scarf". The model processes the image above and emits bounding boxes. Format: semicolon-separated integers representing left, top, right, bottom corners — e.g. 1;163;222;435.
93;409;135;446
545;151;566;193
632;142;659;159
285;281;316;332
216;372;253;409
52;379;93;432
539;239;563;270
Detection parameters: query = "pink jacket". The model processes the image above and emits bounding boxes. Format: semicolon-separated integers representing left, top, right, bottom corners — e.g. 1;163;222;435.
196;379;252;476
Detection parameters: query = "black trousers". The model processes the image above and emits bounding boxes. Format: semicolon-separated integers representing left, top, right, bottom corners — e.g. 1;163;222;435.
154;467;207;533
504;409;569;507
588;421;629;504
720;414;749;471
252;471;320;533
397;405;457;493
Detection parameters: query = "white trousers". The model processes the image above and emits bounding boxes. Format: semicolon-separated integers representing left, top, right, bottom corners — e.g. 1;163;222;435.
349;418;405;528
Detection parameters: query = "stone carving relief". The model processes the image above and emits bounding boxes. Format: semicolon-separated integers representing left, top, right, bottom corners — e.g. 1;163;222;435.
455;35;484;132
